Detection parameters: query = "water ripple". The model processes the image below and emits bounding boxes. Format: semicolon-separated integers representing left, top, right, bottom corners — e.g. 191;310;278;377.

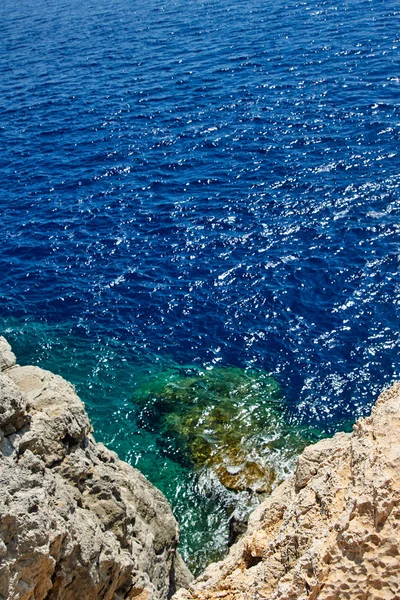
1;0;399;571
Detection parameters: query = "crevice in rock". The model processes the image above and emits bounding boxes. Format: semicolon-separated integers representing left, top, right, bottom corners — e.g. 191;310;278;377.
61;433;80;452
244;550;263;569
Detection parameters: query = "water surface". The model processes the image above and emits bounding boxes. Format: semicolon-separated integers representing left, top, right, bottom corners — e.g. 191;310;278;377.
1;0;399;572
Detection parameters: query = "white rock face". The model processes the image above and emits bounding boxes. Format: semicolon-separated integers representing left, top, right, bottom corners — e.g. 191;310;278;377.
173;383;400;600
0;337;192;600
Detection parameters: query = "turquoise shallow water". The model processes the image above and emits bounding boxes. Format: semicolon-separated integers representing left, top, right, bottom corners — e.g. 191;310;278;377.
4;320;268;571
1;0;399;573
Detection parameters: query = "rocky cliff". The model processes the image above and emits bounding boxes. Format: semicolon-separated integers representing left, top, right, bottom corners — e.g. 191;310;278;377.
173;383;400;600
2;335;399;600
0;337;192;600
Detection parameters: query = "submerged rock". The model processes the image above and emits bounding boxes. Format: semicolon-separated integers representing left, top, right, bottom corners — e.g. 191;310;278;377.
0;337;192;600
134;367;306;494
173;382;400;600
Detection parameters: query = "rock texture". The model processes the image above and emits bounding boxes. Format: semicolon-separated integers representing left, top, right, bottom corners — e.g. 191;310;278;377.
173;383;400;600
0;337;192;600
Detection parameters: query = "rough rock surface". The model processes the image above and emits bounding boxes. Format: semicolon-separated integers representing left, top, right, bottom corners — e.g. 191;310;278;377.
173;383;400;600
0;337;192;600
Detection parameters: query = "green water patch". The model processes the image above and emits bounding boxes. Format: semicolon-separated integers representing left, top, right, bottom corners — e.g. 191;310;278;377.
133;366;309;495
1;319;233;573
1;318;337;574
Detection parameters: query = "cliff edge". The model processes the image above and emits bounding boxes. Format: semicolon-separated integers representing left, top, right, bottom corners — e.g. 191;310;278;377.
173;383;400;600
0;337;192;600
2;335;399;600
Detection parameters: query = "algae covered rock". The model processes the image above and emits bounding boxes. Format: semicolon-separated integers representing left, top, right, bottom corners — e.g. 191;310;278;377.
134;366;306;494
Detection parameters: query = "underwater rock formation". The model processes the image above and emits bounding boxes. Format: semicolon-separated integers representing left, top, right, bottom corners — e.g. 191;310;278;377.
0;337;192;600
134;367;307;494
173;383;400;600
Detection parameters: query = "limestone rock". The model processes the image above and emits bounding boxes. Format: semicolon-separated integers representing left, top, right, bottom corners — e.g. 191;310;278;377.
0;337;16;372
173;383;400;600
0;336;192;600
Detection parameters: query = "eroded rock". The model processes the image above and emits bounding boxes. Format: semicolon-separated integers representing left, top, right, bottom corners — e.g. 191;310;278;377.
0;337;16;373
0;336;192;600
173;383;400;600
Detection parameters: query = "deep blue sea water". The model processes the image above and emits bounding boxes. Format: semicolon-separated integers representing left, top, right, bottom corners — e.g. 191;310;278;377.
1;0;399;572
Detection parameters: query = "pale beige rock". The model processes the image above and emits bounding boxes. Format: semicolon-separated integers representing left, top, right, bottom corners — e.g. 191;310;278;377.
0;337;192;600
0;337;16;372
173;383;400;600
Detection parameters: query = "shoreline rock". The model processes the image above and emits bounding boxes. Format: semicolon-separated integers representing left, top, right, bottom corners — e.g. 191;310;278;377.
173;383;400;600
0;336;192;600
2;334;399;600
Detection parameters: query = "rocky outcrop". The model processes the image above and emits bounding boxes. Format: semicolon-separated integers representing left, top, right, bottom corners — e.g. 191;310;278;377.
173;383;400;600
0;337;192;600
2;334;399;600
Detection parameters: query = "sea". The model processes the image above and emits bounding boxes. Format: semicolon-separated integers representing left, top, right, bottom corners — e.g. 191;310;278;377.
1;0;399;574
